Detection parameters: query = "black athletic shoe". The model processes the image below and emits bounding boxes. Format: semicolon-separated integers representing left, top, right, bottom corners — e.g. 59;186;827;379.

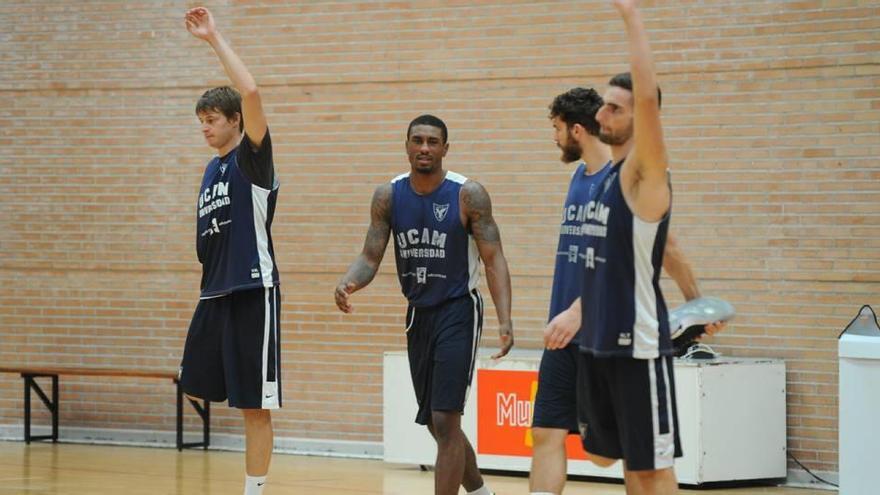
669;296;735;356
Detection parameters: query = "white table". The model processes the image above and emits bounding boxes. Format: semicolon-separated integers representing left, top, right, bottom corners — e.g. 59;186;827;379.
383;349;786;485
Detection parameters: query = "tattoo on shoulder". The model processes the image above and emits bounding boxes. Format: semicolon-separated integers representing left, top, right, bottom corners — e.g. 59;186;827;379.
362;184;392;259
371;183;392;222
462;181;501;243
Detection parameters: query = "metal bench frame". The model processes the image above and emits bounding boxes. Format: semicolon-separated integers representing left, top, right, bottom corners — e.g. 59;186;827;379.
2;367;210;451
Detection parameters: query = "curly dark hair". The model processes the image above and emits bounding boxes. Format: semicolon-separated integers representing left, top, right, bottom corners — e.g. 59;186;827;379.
548;87;604;136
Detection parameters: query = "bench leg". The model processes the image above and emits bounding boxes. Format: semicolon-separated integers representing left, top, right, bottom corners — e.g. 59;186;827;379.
176;380;183;451
202;400;210;450
51;376;58;442
22;374;58;444
176;379;210;451
23;377;30;444
181;398;210;450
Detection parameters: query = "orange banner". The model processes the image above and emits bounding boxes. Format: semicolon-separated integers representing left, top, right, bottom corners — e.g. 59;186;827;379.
476;369;587;459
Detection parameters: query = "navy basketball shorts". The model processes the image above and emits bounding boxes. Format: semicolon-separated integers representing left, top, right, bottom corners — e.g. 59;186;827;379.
180;286;281;410
576;353;682;471
532;342;580;433
406;289;483;426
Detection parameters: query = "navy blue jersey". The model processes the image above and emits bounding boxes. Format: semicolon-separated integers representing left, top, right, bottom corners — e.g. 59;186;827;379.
390;171;480;308
196;131;280;298
579;161;672;358
548;161;612;324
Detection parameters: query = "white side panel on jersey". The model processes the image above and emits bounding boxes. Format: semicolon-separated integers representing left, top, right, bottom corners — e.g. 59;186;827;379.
251;185;274;287
452;172;481;291
445;170;468;184
391;172;409;184
467;236;481;291
632;216;662;359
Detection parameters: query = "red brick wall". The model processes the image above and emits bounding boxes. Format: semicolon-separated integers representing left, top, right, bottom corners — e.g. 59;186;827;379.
1;0;878;474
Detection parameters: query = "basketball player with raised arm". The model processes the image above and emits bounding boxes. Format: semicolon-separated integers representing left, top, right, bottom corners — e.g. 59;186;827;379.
531;87;723;495
545;2;702;493
335;115;513;495
178;8;281;495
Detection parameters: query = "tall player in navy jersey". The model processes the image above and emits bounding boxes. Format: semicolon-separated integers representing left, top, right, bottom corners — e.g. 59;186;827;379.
335;115;513;495
531;88;723;495
543;2;723;493
178;8;280;495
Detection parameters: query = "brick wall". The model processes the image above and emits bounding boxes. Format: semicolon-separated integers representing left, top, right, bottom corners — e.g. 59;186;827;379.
1;0;878;475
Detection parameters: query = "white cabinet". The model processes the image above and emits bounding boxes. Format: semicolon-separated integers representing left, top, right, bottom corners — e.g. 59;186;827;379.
383;350;786;485
838;306;880;495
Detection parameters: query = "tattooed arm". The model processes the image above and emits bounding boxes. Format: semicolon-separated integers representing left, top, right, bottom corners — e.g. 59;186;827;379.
335;184;393;313
461;180;514;359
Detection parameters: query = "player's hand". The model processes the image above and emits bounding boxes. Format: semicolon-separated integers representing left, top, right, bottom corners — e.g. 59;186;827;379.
611;0;639;16
491;321;514;359
334;282;356;313
185;7;217;41
695;320;727;340
544;307;580;349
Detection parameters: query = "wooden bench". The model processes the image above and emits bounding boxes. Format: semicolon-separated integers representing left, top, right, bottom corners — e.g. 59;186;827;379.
0;366;210;451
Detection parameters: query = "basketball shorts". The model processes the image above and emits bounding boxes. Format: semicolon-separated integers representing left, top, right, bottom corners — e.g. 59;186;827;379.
406;289;483;425
180;286;281;409
532;342;580;432
576;353;682;471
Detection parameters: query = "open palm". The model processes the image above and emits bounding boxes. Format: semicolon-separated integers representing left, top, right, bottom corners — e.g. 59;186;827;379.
185;7;216;40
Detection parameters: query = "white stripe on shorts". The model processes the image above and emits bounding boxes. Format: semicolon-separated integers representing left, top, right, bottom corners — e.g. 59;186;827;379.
462;289;483;408
649;357;675;469
261;287;280;410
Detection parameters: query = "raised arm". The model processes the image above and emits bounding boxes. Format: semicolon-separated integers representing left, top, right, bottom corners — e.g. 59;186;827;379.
614;0;670;222
461;181;514;359
335;184;393;313
185;6;267;147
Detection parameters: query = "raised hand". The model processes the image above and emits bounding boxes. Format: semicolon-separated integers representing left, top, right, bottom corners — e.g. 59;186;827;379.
611;0;639;15
185;6;217;41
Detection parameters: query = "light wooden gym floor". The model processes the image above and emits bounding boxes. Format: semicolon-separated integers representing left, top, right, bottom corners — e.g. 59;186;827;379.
0;442;830;494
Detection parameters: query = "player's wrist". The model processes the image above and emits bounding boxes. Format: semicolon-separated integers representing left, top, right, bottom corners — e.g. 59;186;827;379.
205;31;223;47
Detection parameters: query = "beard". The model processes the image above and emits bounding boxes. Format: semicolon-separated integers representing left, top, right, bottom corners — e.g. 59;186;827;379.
559;130;583;163
560;142;582;163
598;124;633;146
412;158;436;174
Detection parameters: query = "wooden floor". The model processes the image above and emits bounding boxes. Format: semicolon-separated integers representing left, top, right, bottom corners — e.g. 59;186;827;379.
0;442;829;494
